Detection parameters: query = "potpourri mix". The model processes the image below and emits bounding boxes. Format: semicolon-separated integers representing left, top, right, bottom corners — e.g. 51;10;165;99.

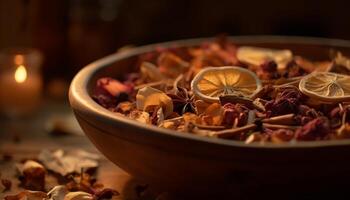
92;37;350;143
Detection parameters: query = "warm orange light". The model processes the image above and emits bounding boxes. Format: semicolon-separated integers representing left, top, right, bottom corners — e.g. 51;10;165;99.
14;65;27;83
14;54;24;65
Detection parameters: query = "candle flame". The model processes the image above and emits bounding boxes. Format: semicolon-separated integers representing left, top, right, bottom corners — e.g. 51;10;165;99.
14;65;27;83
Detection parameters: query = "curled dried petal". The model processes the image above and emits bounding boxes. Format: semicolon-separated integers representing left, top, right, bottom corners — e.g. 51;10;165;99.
295;117;330;141
222;103;249;127
64;191;93;200
158;52;189;78
128;110;151;124
18;160;46;191
140;62;164;81
4;190;47;200
136;87;173;117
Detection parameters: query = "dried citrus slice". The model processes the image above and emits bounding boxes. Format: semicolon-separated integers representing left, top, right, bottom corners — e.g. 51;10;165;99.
191;66;262;102
299;72;350;102
237;46;292;69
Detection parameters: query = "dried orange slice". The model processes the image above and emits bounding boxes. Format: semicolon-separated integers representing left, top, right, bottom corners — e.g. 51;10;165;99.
299;72;350;102
191;66;262;102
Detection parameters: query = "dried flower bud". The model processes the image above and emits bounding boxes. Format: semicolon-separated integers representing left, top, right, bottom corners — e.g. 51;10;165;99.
64;191;93;200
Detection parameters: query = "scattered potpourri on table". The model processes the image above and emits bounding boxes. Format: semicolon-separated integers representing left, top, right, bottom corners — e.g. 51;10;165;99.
92;36;350;144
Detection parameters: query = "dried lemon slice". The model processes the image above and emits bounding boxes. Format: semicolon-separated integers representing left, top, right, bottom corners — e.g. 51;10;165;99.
299;72;350;102
237;46;292;69
191;66;262;102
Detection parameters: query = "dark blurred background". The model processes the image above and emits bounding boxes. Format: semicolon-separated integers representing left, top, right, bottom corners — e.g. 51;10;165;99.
1;0;350;83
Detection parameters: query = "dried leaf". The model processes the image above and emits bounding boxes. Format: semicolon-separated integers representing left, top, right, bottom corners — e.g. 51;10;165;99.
38;149;99;176
136;87;173;117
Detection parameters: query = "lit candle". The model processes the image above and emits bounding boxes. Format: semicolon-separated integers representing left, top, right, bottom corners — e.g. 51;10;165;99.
0;49;43;117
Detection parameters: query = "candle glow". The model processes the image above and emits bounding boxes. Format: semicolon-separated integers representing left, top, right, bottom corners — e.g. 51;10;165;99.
14;65;27;83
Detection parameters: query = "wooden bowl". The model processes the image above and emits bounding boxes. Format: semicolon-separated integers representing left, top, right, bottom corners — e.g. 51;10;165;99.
69;36;350;194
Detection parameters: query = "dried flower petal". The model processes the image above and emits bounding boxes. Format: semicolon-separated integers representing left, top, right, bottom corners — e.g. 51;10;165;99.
336;123;350;138
17;160;46;191
158;52;189;78
265;128;295;143
136;86;173;117
198;103;223;126
4;190;47;200
128;110;151;124
47;185;68;200
222;103;249;127
38;149;99;176
94;188;119;200
140;62;164;81
64;191;93;200
295;117;330;141
265;86;303;117
93;77;133;109
1;178;12;192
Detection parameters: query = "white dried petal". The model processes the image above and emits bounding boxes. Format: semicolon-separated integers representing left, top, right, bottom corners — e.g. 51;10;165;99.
64;191;93;200
136;86;173;117
38;149;99;176
156;107;164;125
134;111;151;124
47;185;68;200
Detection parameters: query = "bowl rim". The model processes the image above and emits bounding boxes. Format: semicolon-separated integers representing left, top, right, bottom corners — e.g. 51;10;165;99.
69;35;350;149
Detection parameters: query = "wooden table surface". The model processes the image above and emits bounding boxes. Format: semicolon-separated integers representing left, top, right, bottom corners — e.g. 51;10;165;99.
0;101;163;200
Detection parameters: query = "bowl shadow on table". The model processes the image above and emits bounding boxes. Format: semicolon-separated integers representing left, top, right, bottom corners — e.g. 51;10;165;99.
121;176;349;200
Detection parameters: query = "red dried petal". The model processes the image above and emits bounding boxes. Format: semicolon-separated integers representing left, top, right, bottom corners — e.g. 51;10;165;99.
296;117;330;141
